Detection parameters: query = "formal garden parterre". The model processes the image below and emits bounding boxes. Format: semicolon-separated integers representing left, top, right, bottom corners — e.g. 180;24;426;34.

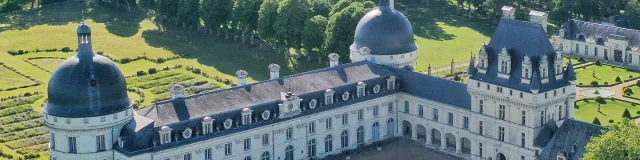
575;98;640;126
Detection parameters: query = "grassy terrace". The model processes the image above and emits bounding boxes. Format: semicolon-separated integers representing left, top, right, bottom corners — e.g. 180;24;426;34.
575;64;640;86
575;99;640;126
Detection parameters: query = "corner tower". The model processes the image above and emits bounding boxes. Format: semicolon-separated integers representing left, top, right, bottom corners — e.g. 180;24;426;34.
349;0;418;68
44;17;133;160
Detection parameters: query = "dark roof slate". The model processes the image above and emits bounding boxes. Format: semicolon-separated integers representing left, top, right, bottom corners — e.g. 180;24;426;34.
470;18;570;93
560;19;640;51
537;119;607;160
386;66;471;109
534;120;559;148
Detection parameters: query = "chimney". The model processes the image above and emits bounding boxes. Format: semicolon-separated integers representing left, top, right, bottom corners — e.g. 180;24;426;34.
269;64;280;80
236;70;248;86
171;84;185;99
328;53;340;67
501;6;515;19
529;10;548;33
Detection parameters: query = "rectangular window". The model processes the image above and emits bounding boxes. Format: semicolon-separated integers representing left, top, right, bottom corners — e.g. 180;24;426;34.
326;94;333;105
358;109;364;121
520;92;524;98
286;127;293;140
388;102;393;113
113;113;118;120
499;105;506;120
486;84;490;90
96;135;105;151
463;117;469;130
510;89;513;95
243;114;251;125
559;105;563;119
66;118;70;124
50;133;55;150
184;153;192;160
585;45;588;55
262;134;269;146
243;138;251;151
479;121;484;135
373;105;379;117
563;88;566;94
477;82;480;87
522;111;526;125
595;48;599;56
224;143;232;156
540;111;545;126
205;148;213;160
418;105;424;117
309;121;316;134
576;44;579;53
432;108;439;121
521;133;526;147
342;113;348;125
358;87;365;97
479;143;483;157
499;126;505;142
554;90;557;96
68;137;77;153
84;118;88;124
545;93;548;99
101;116;105;122
326;118;332;130
479;100;484;114
448;112;454;125
404;101;410;113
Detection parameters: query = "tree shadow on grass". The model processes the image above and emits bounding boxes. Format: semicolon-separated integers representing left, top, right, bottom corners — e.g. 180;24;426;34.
0;1;143;37
396;0;496;40
142;23;324;81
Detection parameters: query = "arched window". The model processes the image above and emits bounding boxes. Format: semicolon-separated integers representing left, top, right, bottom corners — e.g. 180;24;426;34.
372;122;380;140
285;145;294;160
261;151;270;160
308;139;316;158
325;135;333;153
244;156;252;160
357;126;365;145
387;118;395;137
341;130;349;148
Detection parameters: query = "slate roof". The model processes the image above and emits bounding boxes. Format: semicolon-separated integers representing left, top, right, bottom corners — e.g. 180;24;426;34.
559;19;640;51
533;120;559;148
350;0;417;55
469;18;570;93
537;119;607;160
384;66;471;109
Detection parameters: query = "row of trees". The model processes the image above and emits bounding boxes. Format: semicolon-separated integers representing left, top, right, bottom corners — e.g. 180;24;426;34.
117;0;378;62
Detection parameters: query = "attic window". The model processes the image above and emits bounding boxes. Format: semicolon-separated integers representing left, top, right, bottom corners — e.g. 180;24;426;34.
90;80;97;87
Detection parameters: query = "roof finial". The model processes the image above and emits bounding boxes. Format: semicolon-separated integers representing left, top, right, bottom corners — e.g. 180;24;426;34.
82;10;85;24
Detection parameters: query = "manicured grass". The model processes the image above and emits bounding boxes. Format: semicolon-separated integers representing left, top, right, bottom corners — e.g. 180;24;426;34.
27;58;66;72
575;99;640;126
399;0;493;71
0;65;37;90
624;85;640;99
575;64;640;85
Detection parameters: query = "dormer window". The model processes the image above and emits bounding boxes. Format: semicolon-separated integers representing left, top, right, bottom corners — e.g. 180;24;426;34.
325;89;335;105
224;119;233;129
159;126;172;144
497;48;511;79
387;76;396;90
521;56;532;84
309;99;317;109
242;108;253;125
478;44;489;74
202;117;214;134
554;51;564;80
182;128;192;139
357;82;366;97
342;92;350;101
373;84;381;94
540;55;550;83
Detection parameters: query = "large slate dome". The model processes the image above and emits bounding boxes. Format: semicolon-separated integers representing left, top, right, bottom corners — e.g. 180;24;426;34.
350;3;417;55
45;24;130;118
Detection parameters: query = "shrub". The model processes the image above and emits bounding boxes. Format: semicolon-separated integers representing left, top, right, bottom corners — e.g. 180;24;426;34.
120;58;132;64
636;80;640;86
192;68;202;74
590;81;599;86
622;108;632;119
578;57;586;62
604;82;609;85
608;119;614;123
156;58;166;63
592;118;601;125
7;50;18;55
136;71;147;76
636;111;640;115
97;51;104;55
595;60;601;66
579;83;583;85
148;68;158;74
630;75;634;78
625;88;633;95
61;47;72;52
615;76;622;82
595;96;605;104
453;75;461;81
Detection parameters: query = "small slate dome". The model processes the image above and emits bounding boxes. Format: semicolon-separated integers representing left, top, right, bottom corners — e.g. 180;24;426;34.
350;1;417;55
45;23;130;118
77;24;91;34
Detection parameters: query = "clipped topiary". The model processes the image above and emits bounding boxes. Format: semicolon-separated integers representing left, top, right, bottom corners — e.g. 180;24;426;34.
616;76;622;82
622;108;632;119
592;117;601;125
625;88;633;95
578;57;586;62
608;119;614;123
591;81;599;86
595;60;601;66
595;96;605;104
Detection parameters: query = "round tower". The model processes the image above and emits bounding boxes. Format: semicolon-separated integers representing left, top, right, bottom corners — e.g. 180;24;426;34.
349;0;418;68
44;18;133;160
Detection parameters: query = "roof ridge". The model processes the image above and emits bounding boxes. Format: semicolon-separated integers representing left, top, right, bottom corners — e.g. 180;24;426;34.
571;19;640;33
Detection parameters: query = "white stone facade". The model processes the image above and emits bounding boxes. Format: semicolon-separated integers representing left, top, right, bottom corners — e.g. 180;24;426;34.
554;34;640;67
349;47;418;68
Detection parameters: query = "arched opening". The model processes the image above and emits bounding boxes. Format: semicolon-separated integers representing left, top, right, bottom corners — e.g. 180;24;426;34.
308;139;316;158
496;153;506;160
416;124;427;142
445;133;456;151
341;130;349;148
357;126;365;145
402;120;412;137
372;122;380;141
596;38;605;45
244;156;252;160
324;135;333;153
431;129;441;146
261;151;271;160
578;34;586;41
461;137;471;154
387;118;395;137
285;145;294;160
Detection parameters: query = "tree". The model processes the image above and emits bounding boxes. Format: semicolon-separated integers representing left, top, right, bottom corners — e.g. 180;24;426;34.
329;0;353;16
257;0;280;42
157;0;179;20
592;117;601;125
324;2;371;61
274;0;312;49
139;0;155;9
302;15;328;62
310;0;332;17
233;0;263;44
177;0;200;28
584;120;640;159
201;0;233;37
623;108;632;119
627;0;640;30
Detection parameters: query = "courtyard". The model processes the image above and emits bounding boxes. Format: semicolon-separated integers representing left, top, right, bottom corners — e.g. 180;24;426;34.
322;138;462;160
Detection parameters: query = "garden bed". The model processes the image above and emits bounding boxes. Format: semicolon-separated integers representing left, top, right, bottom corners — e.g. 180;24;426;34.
575;64;640;86
575;98;640;126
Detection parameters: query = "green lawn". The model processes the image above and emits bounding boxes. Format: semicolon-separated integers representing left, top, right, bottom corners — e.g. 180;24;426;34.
27;58;66;72
575;99;640;126
575;64;640;85
624;85;640;99
0;65;37;91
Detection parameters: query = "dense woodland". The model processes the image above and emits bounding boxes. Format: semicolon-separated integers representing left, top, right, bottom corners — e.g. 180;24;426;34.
1;0;640;61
